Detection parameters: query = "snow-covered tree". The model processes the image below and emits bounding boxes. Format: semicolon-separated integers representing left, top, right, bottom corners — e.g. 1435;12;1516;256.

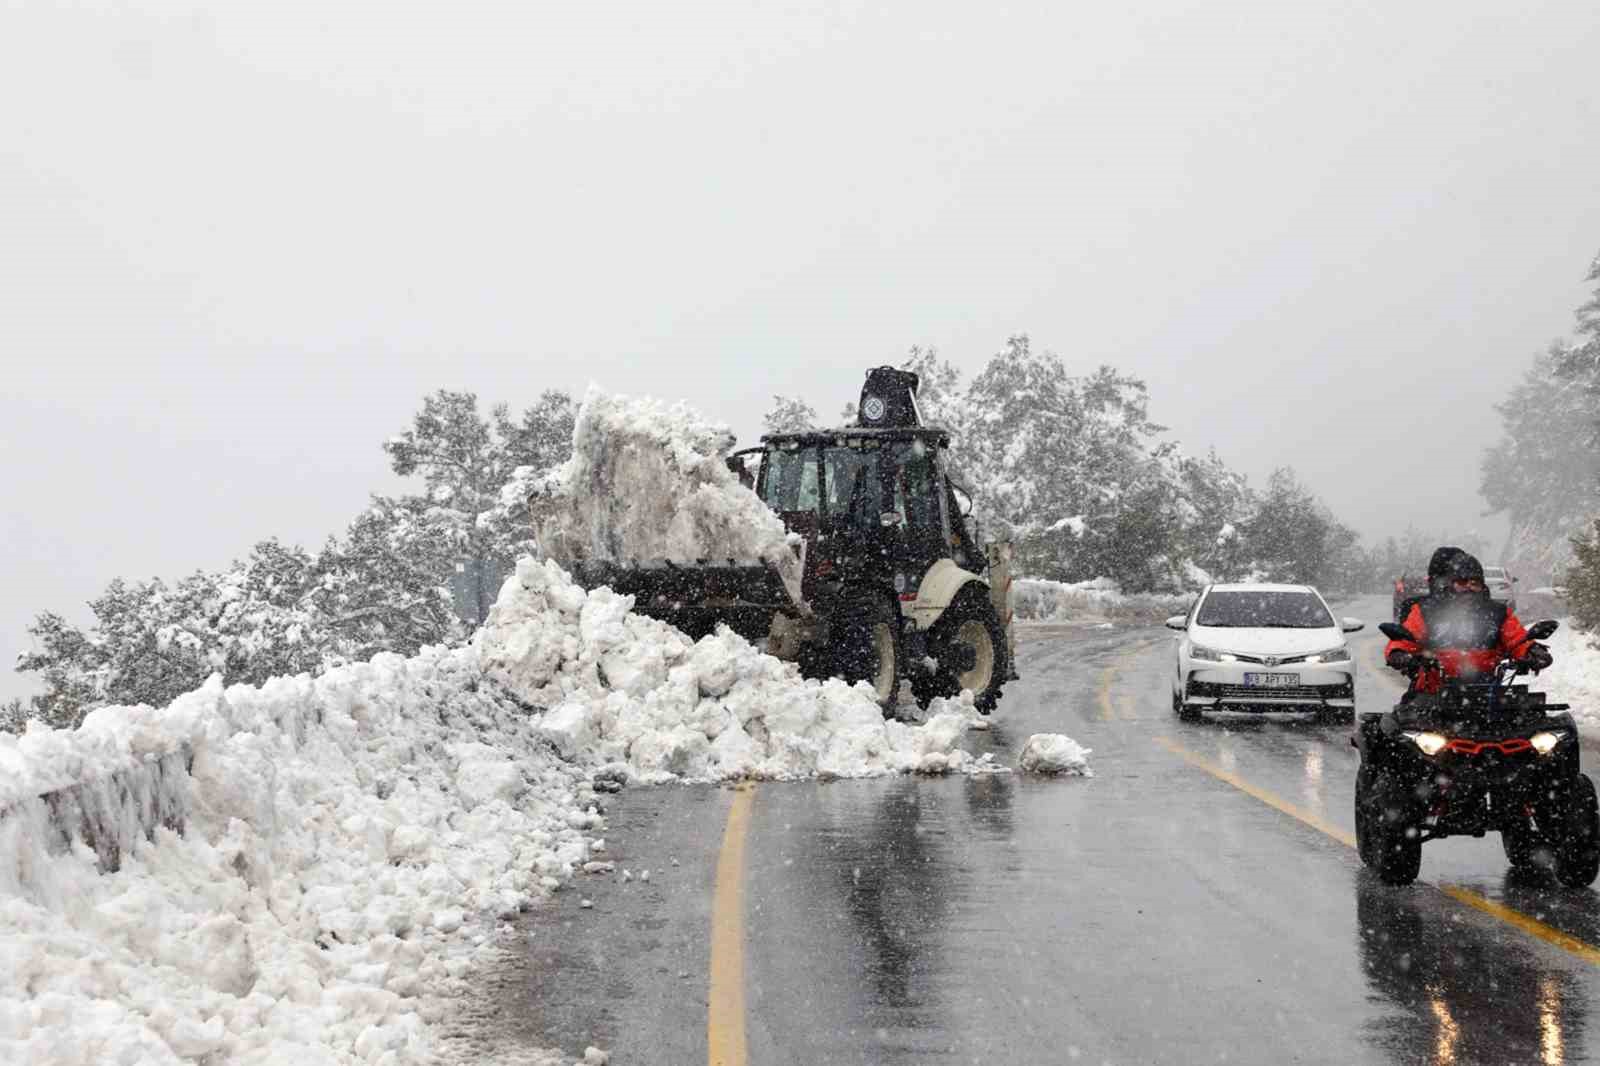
762;395;820;434
384;388;575;623
1567;518;1600;635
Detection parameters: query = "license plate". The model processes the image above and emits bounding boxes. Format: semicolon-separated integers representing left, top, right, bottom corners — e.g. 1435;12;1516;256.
1243;672;1300;688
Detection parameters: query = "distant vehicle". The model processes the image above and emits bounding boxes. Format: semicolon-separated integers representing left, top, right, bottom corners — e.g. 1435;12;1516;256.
1167;583;1365;722
1391;570;1428;621
1483;565;1518;612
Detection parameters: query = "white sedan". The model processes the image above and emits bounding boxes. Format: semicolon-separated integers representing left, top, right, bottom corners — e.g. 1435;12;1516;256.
1168;583;1365;721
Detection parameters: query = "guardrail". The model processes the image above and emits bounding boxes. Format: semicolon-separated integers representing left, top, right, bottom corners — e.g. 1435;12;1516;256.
1;746;192;876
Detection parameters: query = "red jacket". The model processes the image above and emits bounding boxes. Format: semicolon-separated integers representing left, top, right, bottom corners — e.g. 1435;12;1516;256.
1386;598;1535;693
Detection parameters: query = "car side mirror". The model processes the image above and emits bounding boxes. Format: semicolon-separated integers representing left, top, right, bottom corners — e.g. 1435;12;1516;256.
1341;618;1365;633
1512;576;1519;583
1527;619;1559;641
1165;615;1187;631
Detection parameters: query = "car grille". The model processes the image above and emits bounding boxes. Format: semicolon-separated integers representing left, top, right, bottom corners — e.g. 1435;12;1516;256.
1192;681;1353;702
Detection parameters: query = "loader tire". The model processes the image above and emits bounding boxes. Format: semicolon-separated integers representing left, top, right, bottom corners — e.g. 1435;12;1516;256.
934;590;1009;714
833;598;900;715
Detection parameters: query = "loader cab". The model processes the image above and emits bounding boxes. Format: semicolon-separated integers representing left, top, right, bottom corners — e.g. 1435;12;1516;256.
756;428;978;594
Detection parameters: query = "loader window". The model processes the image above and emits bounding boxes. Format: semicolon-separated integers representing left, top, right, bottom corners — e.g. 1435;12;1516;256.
823;447;883;527
761;448;820;512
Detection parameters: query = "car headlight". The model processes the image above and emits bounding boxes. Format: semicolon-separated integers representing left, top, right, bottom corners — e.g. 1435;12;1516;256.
1303;647;1351;664
1404;731;1448;756
1531;731;1563;755
1189;644;1236;663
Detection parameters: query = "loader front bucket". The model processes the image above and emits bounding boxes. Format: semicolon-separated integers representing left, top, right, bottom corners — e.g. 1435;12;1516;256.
569;558;796;642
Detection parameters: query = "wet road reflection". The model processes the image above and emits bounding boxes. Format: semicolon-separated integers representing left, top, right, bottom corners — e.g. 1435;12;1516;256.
810;780;953;1055
1357;875;1589;1065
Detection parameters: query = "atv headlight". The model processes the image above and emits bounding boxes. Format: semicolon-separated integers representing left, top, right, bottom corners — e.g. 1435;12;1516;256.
1189;644;1236;663
1303;647;1351;664
1530;731;1563;755
1404;731;1448;756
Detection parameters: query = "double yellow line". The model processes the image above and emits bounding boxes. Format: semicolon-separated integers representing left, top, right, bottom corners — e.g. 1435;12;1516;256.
708;785;753;1066
1154;734;1600;967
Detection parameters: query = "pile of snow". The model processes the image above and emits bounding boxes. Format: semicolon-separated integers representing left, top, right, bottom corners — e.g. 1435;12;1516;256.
1;652;589;1065
1014;576;1192;624
1532;626;1600;730
1;554;997;1064
1018;734;1094;776
478;557;995;781
527;389;802;602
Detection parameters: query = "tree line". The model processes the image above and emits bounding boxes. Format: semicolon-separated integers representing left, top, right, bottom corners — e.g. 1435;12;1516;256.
13;334;1492;733
1480;251;1600;631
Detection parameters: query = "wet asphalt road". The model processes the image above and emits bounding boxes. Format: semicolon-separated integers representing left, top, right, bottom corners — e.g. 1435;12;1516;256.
484;596;1600;1065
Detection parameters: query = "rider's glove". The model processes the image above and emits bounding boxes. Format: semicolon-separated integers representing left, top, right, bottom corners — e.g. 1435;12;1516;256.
1386;650;1419;673
1523;644;1554;672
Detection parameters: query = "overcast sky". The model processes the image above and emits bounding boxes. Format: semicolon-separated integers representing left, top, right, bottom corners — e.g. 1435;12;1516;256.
3;0;1597;700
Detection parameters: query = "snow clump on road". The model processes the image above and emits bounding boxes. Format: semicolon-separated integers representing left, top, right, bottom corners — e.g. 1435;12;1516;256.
1019;733;1094;776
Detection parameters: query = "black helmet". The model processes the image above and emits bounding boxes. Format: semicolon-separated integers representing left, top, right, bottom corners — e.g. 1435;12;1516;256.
1446;552;1485;586
1427;546;1465;579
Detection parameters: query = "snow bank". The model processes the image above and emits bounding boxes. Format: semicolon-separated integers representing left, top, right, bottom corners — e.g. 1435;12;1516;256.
528;389;801;602
1014;576;1192;624
2;553;997;1064
1018;734;1093;776
0;652;593;1065
477;557;996;782
1531;627;1600;730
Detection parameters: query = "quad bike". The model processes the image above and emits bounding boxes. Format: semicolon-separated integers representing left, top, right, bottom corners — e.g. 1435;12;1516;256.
1353;619;1599;887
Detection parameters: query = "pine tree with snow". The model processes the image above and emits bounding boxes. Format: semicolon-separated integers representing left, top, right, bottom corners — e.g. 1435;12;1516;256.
1567;518;1600;636
762;395;820;434
384;389;575;624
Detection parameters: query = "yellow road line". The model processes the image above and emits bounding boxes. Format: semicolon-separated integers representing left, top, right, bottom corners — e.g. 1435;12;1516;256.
1097;663;1118;720
1154;734;1600;968
1153;736;1356;848
708;784;754;1066
1439;886;1600;966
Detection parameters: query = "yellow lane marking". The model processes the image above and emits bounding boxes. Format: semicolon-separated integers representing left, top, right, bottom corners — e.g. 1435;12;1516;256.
708;785;754;1066
1097;664;1118;720
1153;736;1356;848
1154;734;1600;968
1439;886;1600;967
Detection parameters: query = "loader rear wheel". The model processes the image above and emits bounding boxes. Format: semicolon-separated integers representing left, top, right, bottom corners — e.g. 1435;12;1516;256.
935;591;1009;714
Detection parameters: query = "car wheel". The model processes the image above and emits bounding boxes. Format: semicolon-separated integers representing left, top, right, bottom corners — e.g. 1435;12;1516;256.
1174;686;1201;721
1555;774;1600;888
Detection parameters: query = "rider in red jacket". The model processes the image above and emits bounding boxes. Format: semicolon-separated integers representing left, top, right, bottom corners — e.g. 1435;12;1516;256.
1385;548;1551;694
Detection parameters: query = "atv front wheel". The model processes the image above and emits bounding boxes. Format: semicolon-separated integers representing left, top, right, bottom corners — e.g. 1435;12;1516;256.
1354;766;1376;866
1554;774;1600;888
1502;821;1548;872
1368;773;1422;885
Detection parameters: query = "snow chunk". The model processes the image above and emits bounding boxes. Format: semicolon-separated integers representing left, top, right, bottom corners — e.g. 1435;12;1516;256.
1019;733;1094;776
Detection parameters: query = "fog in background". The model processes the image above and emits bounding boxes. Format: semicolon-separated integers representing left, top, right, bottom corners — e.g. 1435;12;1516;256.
4;1;1598;700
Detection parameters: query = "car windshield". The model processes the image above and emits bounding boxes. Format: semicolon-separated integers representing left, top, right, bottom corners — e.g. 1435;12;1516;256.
1196;590;1333;629
1485;567;1507;580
